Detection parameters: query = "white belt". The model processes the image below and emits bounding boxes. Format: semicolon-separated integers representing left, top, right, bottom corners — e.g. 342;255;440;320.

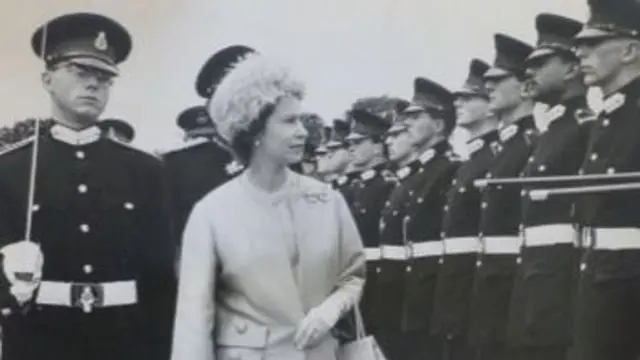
381;241;443;260
364;247;382;261
481;236;521;255
36;280;138;312
443;237;480;254
583;227;640;250
523;224;578;247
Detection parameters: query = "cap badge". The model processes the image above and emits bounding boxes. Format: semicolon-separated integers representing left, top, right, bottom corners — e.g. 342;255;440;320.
94;32;108;51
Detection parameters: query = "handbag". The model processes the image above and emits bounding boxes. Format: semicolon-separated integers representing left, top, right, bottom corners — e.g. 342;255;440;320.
337;305;388;360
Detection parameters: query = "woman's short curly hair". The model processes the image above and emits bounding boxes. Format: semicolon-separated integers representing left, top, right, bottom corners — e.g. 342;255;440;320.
207;53;306;153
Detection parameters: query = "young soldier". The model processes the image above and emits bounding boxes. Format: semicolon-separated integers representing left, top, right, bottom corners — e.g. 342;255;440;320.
0;13;175;360
431;58;499;360
467;33;535;360
374;77;460;360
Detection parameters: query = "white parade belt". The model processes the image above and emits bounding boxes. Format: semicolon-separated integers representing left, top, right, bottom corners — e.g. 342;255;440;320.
364;247;382;261
582;227;640;250
480;236;521;255
380;241;443;260
523;224;578;247
36;280;138;312
443;237;480;254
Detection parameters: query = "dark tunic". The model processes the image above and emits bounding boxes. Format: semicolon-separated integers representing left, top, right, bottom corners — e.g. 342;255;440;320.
0;124;176;360
468;116;538;345
431;130;499;338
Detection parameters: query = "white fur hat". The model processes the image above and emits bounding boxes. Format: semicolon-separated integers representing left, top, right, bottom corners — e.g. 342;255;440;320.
207;52;306;143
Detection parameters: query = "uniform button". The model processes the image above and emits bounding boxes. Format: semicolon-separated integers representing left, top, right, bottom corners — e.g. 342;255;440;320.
497;185;503;190
392;210;398;216
519;224;524;232
405;265;412;272
359;209;366;214
385;201;391;207
485;173;492;179
478;232;484;238
607;167;616;175
235;322;248;334
476;260;482;267
602;119;610;127
580;262;587;271
1;308;12;317
590;153;598;161
538;164;546;172
481;202;488;209
578;168;585;175
528;156;534;163
521;189;527;197
375;267;381;273
32;204;40;212
443;205;449;212
78;184;88;194
459;187;466;193
417;198;424;204
451;179;457;185
83;264;93;274
409;190;414;196
75;151;86;159
438;257;444;264
516;257;522;264
79;224;90;233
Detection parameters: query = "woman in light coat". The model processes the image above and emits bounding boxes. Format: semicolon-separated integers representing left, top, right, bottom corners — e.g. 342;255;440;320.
170;52;366;360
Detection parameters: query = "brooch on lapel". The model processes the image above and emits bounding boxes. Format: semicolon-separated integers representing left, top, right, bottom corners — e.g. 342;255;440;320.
225;160;244;175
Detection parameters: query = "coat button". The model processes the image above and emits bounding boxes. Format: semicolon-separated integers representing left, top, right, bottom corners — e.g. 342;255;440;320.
79;224;90;233
538;164;546;172
83;264;93;274
459;187;466;193
32;204;40;212
417;197;424;204
443;205;449;212
476;260;482;267
235;322;248;334
521;189;527;197
602;119;610;127
405;265;412;272
607;167;616;175
481;202;488;209
590;153;598;161
75;151;86;159
438;257;444;264
124;202;135;210
528;156;534;163
516;257;522;264
580;262;587;271
78;184;88;194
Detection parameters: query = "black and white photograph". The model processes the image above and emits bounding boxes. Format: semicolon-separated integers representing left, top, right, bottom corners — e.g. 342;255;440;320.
1;0;640;359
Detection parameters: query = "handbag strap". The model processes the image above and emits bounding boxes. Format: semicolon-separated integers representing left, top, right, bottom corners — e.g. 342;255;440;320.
352;304;367;340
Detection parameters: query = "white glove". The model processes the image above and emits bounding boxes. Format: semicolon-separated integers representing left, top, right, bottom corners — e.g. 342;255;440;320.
294;304;342;350
0;241;43;305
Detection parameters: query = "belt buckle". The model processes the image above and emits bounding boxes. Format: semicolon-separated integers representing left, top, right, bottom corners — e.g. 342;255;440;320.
71;283;104;313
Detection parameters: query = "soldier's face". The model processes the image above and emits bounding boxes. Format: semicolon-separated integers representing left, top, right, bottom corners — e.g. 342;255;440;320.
42;62;113;120
454;95;489;127
349;137;377;167
575;37;631;87
386;130;413;163
255;96;308;166
486;75;522;113
526;54;576;102
405;111;441;146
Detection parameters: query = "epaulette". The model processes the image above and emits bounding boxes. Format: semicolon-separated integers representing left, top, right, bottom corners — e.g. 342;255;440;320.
0;136;34;156
161;138;209;155
574;108;597;125
524;128;538;147
381;169;398;183
106;137;156;157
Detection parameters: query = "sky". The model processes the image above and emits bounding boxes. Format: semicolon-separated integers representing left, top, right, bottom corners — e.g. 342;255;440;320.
0;0;590;153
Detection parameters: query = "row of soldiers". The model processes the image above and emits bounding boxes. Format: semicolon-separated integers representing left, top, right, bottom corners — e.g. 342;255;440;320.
280;1;640;360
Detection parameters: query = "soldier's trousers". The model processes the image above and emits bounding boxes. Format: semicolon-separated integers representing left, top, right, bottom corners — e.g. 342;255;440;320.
375;328;442;360
571;251;640;360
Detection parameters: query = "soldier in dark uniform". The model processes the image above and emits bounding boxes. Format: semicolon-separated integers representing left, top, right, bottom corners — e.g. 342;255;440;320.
466;33;536;360
342;109;394;327
431;58;499;360
163;45;254;242
505;14;591;360
373;77;460;360
98;118;135;143
0;13;175;360
571;1;640;359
